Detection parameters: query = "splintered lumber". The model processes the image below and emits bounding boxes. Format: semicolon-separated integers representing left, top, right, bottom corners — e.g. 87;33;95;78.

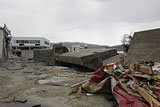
127;75;139;83
119;79;142;98
135;84;160;107
135;64;153;75
132;73;152;80
70;80;88;88
150;85;160;91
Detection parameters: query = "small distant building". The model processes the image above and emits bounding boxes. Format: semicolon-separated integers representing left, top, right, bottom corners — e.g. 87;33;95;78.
68;45;81;52
84;44;88;49
11;37;50;59
0;24;11;59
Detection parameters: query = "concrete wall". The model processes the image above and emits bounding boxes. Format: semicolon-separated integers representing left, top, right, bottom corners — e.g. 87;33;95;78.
0;29;4;58
21;50;33;59
33;49;55;65
125;28;160;64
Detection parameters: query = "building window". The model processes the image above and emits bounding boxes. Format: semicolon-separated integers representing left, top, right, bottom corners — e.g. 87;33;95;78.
16;40;40;44
44;41;49;45
35;44;40;46
30;40;40;44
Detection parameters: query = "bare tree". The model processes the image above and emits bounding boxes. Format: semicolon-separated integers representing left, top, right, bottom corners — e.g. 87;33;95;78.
122;33;133;53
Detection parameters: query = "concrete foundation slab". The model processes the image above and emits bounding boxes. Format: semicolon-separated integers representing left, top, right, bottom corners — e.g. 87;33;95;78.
57;48;117;70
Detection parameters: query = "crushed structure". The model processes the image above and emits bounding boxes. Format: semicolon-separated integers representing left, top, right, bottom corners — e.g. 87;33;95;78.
71;61;160;107
33;47;117;70
126;28;160;64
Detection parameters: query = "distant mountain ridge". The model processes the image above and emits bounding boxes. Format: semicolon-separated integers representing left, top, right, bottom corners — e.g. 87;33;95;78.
51;42;123;51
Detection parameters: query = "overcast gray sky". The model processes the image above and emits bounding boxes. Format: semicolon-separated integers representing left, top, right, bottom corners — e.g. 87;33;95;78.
1;0;160;46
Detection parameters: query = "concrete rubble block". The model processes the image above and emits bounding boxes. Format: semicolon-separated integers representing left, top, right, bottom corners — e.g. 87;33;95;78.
57;48;117;70
33;49;55;66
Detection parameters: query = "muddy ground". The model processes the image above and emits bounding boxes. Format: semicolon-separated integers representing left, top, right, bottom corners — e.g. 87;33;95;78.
0;59;116;107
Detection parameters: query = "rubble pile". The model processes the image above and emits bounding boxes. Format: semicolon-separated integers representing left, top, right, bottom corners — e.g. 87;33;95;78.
71;61;160;107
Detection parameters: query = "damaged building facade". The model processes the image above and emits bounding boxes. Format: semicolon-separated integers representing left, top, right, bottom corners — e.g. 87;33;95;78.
11;37;50;59
11;37;50;50
0;25;11;59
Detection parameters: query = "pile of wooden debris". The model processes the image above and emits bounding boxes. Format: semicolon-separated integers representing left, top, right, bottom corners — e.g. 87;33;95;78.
70;61;160;107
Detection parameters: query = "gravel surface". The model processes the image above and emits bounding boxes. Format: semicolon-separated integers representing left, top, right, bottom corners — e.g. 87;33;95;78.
0;59;116;107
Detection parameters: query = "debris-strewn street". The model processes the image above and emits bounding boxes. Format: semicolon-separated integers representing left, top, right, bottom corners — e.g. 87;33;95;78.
0;59;116;107
1;5;160;106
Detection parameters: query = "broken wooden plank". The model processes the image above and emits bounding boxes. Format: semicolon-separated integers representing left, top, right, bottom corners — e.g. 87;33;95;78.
150;85;160;91
134;84;160;107
119;79;142;98
70;80;88;88
132;73;152;80
127;75;139;83
135;64;153;75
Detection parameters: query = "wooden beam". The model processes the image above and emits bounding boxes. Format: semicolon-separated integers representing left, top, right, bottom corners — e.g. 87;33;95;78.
135;84;160;107
119;79;142;98
135;64;153;75
70;80;88;88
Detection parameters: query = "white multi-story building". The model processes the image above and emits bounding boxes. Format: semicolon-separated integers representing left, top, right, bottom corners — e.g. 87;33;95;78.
11;37;51;59
11;37;50;50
